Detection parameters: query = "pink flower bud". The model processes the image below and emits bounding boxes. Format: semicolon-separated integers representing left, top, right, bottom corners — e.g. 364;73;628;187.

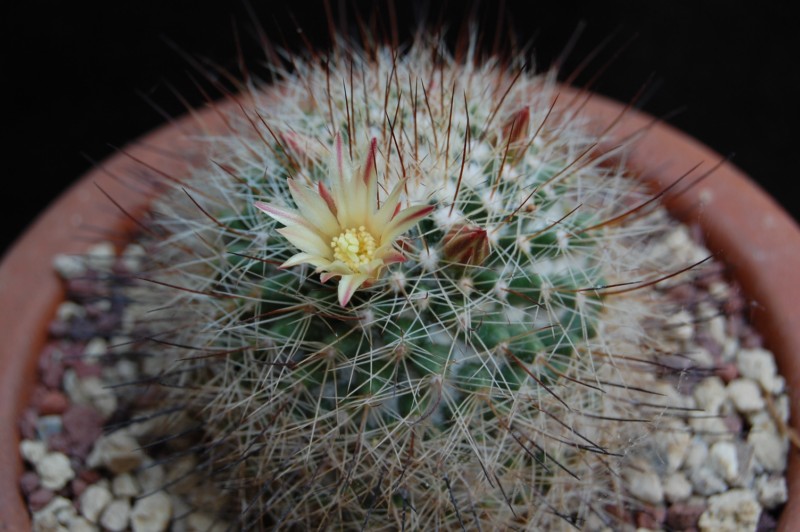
500;106;530;163
443;224;490;266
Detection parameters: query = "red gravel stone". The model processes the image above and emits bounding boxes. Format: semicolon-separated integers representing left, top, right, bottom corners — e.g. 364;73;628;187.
18;408;39;440
78;468;102;484
47;432;72;455
636;504;666;529
38;343;65;389
62;404;104;459
604;504;633;526
39;390;69;415
27;488;55;512
71;359;103;378
715;362;739;383
19;471;40;496
665;502;706;530
71;477;89;499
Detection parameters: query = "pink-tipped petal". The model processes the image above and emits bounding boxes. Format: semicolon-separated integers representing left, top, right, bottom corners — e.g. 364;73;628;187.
254;202;311;230
337;274;369;306
287;178;339;236
318;181;337;216
381;204;435;243
382;251;407;265
363;138;378;186
320;271;340;283
363;138;379;217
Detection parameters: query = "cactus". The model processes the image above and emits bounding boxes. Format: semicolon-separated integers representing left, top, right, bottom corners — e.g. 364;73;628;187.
123;30;710;530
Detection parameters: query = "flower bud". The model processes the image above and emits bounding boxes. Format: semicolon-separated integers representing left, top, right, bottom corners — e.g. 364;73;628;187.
443;224;490;266
500;106;530;163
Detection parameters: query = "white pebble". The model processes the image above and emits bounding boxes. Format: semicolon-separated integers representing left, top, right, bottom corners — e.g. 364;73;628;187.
53;254;86;279
707;315;727;345
708;281;730;300
87;431;144;474
709;441;739;483
56;301;86;321
131;491;173;532
20;439;48;465
121;243;146;272
727;378;765;413
80;483;112;523
663;472;692;502
656;419;691;472
67;515;99;532
54;501;78;526
112;473;140;498
31;496;73;532
624;465;663;504
688;415;730;444
748;429;789;473
136;463;166;494
36;452;75;490
186;512;229;532
755;474;788;509
78;377;118;418
683;437;709;472
737;347;784;394
83;337;108;358
721;337;739;361
87;242;116;270
100;499;131;532
693;377;727;414
698;489;761;532
689;467;727;496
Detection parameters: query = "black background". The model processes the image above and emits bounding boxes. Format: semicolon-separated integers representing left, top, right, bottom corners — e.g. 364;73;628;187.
3;1;798;257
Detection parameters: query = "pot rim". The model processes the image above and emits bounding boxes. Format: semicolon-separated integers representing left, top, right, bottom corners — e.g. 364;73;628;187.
1;87;798;529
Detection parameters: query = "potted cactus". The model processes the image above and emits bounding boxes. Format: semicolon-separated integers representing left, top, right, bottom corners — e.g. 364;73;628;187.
2;18;800;532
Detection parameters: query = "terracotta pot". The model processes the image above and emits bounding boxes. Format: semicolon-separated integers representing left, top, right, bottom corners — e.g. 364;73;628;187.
1;89;798;530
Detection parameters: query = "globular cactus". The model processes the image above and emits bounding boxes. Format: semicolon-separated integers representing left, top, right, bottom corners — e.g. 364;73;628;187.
126;30;705;530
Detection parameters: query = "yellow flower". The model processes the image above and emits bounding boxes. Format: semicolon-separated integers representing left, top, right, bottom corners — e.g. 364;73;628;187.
256;136;433;306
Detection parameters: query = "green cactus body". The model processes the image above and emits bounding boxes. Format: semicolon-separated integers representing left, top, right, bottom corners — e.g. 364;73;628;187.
132;34;699;529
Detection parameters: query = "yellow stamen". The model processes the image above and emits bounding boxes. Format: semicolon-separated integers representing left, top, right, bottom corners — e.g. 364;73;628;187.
331;226;378;271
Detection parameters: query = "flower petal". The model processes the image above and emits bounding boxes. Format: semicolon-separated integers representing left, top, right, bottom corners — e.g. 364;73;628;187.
254;201;313;231
281;252;332;269
362;137;379;214
320;261;352;283
330;134;352;225
287;178;340;237
380;204;435;243
338;274;370;306
320;271;340;283
318;181;337;217
371;179;406;233
381;250;407;265
277;226;332;258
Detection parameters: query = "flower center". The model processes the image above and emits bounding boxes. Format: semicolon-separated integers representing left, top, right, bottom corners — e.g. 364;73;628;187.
331;226;378;271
